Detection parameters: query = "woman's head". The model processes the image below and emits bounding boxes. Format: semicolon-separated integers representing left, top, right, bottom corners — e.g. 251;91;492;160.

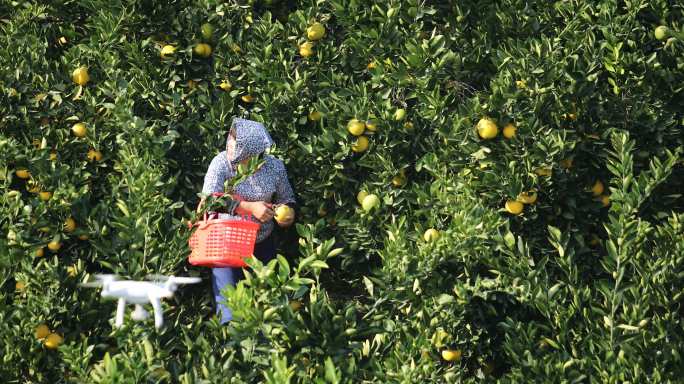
225;118;274;166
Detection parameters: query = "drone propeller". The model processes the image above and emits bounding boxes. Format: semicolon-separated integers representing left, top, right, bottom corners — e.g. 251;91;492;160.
168;277;201;284
79;274;118;288
146;275;201;284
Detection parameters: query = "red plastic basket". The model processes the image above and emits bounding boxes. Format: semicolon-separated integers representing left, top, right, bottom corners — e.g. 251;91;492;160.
188;210;260;268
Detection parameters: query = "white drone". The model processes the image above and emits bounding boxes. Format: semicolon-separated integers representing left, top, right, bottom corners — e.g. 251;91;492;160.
81;274;201;329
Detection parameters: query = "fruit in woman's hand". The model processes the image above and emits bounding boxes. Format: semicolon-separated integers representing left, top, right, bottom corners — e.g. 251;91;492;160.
193;43;212;58
361;194;380;212
35;324;50;339
72;66;90;85
274;205;294;226
477;118;498;139
351;136;369;153
44;333;63;349
423;228;440;242
71;123;87;137
517;190;537;204
503;123;517;139
441;349;462;362
347;119;366;136
505;200;524;215
307;23;325;40
591;180;604;196
160;45;176;58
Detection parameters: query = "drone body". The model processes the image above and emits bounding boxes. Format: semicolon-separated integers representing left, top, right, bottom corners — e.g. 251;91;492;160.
82;274;200;329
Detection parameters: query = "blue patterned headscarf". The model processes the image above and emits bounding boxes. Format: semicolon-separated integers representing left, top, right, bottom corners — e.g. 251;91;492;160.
226;118;274;168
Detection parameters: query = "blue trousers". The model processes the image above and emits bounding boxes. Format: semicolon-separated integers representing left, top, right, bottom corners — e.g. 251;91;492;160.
211;236;276;324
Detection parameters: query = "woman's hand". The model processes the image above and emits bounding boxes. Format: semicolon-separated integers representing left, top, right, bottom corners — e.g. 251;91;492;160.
241;201;274;223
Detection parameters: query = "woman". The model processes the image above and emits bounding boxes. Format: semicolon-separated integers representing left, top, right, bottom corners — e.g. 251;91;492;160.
200;117;296;324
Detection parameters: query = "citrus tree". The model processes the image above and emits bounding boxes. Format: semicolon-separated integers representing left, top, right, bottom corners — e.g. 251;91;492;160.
1;0;683;382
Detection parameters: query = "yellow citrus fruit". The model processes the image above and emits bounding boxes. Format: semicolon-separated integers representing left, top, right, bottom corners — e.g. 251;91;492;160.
39;191;52;201
160;45;176;58
517;190;537;204
78;234;90;240
392;174;406;187
71;122;87;138
597;194;610;207
654;26;669;41
35;324;50;339
441;349;462;362
16;169;31;179
367;61;377;70
347;119;366;136
365;120;377;132
560;158;573;169
15;281;26;291
394;108;407;121
591;180;604;196
361;194;380;212
306;22;325;41
47;240;62;252
241;94;254;103
476;118;498;139
423;228;440;242
87;149;103;162
44;333;63;349
299;42;314;57
193;43;212;58
39;226;51;233
515;80;527;89
274;205;294;226
502;123;517;139
219;80;232;91
289;300;302;311
49;151;57;161
35;248;44;257
72;66;90;85
535;167;552;177
357;191;369;205
404;122;414;130
505;200;524;215
308;111;322;121
64;217;77;233
66;265;78;277
351;135;369;153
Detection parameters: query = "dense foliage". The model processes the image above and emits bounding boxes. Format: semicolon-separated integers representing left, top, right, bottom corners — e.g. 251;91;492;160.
1;0;683;382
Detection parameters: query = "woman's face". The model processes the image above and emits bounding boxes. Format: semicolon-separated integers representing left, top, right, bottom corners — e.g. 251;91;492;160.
226;129;237;161
226;129;250;165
